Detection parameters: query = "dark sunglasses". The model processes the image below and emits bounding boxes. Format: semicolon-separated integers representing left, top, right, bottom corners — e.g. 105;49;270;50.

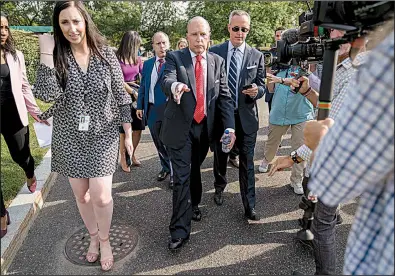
231;26;249;33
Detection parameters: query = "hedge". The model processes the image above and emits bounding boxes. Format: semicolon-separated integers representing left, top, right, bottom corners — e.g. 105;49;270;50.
11;30;40;84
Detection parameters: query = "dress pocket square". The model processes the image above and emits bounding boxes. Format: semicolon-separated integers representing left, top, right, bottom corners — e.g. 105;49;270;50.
215;80;220;83
247;65;257;69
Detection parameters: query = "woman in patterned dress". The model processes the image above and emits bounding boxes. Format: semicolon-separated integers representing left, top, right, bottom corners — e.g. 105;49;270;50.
34;1;133;271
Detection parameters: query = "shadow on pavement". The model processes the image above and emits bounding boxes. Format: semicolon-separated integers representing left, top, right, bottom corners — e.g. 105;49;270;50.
8;107;352;275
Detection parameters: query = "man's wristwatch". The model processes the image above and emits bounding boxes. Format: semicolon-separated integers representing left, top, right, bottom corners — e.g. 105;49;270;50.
290;150;303;164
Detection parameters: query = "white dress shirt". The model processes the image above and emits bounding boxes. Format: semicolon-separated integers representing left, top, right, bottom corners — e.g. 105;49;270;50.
171;50;208;115
171;50;235;133
149;57;164;104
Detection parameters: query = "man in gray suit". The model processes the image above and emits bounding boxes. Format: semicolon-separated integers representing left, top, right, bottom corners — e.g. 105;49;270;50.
210;10;266;220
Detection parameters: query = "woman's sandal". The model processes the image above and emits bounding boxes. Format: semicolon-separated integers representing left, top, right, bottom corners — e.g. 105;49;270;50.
99;236;114;271
120;150;131;173
1;210;11;239
86;231;99;263
132;156;141;167
27;175;37;193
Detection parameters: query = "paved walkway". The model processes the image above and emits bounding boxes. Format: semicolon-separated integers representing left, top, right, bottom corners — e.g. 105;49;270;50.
7;101;356;275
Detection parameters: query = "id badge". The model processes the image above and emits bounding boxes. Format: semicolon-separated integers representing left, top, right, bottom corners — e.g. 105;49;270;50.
78;115;90;131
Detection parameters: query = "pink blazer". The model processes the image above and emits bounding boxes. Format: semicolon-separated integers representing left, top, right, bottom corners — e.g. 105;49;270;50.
6;50;41;126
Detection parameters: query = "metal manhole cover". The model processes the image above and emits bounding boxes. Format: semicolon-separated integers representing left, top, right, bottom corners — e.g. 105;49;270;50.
64;224;138;266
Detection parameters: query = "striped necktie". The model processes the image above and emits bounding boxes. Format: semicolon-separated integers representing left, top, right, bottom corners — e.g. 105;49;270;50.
158;58;164;73
228;48;238;108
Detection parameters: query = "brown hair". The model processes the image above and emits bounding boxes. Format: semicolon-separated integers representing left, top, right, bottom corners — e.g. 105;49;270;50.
52;1;108;89
116;30;141;65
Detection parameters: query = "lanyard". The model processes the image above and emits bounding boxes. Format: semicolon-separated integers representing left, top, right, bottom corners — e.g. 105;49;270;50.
81;65;90;115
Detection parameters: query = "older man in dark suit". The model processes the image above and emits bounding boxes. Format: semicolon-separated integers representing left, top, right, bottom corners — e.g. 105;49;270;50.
136;32;173;188
161;16;235;250
210;10;266;220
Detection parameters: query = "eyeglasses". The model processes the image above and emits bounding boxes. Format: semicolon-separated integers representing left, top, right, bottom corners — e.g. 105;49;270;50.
231;26;249;33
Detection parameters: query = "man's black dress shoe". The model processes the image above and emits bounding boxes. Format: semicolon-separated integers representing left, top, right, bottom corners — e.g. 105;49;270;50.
192;206;202;221
157;170;169;181
168;235;190;251
229;156;239;168
245;208;260;220
169;178;174;190
214;189;224;206
295;238;314;251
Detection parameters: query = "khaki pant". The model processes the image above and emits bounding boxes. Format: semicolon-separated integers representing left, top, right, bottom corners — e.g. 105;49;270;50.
264;122;306;184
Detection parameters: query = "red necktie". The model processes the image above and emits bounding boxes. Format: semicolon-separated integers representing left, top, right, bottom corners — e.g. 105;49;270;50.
158;58;164;73
194;55;205;123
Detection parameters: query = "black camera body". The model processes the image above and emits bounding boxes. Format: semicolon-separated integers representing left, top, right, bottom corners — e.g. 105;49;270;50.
264;23;327;68
261;46;289;73
265;1;394;68
276;37;325;66
299;11;315;41
261;46;277;67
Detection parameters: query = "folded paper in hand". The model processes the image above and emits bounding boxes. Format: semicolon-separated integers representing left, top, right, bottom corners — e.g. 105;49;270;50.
33;117;53;148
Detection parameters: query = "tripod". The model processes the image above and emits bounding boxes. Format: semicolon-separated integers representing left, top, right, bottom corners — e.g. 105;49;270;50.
296;177;317;241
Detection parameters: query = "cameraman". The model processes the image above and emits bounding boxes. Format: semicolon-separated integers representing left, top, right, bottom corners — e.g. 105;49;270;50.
305;25;394;275
258;28;316;195
272;23;393;274
269;29;369;274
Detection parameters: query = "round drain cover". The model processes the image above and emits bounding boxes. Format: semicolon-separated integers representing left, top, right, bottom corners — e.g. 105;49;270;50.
64;224;138;266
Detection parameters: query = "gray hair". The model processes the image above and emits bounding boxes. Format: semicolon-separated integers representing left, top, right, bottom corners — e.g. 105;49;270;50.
151;31;169;44
228;10;251;25
187;16;211;32
281;28;299;45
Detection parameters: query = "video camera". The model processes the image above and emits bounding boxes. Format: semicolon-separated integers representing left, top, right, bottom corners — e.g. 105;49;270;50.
263;10;329;68
263;35;326;70
264;1;394;68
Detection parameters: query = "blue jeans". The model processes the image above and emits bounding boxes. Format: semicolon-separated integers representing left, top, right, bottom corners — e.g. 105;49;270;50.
312;200;339;275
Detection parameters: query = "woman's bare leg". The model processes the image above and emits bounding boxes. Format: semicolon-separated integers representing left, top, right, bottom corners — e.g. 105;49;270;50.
132;130;142;166
89;175;114;270
69;178;99;262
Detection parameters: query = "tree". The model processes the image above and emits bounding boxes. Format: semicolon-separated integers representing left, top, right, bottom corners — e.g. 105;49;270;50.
139;1;188;50
1;0;142;46
187;1;309;47
0;0;312;48
87;1;142;46
0;1;53;26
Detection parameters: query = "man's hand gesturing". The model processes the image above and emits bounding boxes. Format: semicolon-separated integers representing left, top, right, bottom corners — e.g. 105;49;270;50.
173;83;190;104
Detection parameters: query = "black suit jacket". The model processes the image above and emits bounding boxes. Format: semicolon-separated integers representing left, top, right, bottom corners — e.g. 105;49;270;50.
160;48;235;150
210;41;266;135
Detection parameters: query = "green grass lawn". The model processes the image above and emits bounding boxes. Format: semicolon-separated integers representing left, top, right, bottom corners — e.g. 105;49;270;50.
1;100;52;206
